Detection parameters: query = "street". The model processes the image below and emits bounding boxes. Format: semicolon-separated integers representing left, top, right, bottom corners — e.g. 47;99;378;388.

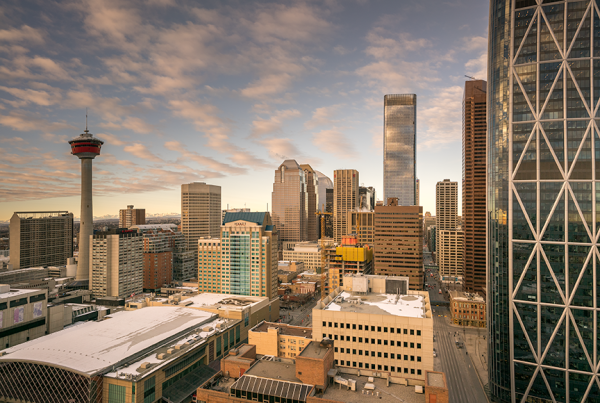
279;296;318;326
432;305;488;403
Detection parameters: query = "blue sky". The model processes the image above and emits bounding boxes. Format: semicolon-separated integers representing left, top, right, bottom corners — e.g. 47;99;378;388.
0;0;488;221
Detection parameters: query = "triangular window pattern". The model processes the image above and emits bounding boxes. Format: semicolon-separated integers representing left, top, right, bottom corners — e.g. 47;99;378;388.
542;368;566;402
514;362;536;398
513;123;536;176
513;309;537;363
528;370;553;402
541;65;563;120
543;3;564;55
539;126;563;179
569;313;593;373
584;380;600;403
541;243;565;297
540;306;564;354
541;186;564;242
543;319;566;369
566;1;591;58
566;69;590;119
568;245;592;298
567;189;592;243
514;182;537;228
540;258;563;304
593;61;600;116
513;191;536;241
540;6;563;61
571;309;594;357
513;76;535;122
567;120;590;174
515;64;537;110
569;372;592;403
594;5;600;57
516;14;538;65
513;243;536;291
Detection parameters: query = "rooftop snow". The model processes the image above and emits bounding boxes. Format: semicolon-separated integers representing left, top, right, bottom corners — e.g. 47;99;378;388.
324;291;426;318
181;293;265;310
0;306;215;376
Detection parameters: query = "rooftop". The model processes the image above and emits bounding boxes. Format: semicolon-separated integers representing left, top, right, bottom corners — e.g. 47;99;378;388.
0;306;216;376
319;371;425;403
223;212;268;226
131;224;177;231
427;372;446;388
181;293;266;311
0;286;43;298
250;321;312;338
298;341;330;359
324;291;426;318
448;290;485;302
245;358;301;383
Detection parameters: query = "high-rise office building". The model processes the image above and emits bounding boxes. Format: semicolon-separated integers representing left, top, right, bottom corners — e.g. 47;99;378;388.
488;2;600;401
181;182;221;261
383;94;416;206
435;180;458;258
197;212;278;299
315;171;333;239
90;228;143;298
300;164;318;242
463;80;487;296
437;229;464;281
271;160;308;251
315;171;333;213
9;212;73;269
119;205;145;228
347;210;374;246
415;179;420;206
373;198;423;290
359;186;376;210
333;169;359;243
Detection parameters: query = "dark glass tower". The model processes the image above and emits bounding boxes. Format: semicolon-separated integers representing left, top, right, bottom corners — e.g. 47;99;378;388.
489;1;600;402
383;94;416;206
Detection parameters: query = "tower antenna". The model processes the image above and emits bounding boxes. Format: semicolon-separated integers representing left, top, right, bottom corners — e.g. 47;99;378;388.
85;108;89;133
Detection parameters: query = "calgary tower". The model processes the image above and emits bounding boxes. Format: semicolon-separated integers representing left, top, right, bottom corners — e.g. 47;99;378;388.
69;117;103;283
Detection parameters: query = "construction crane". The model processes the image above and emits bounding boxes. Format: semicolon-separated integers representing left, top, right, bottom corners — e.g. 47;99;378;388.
315;204;332;300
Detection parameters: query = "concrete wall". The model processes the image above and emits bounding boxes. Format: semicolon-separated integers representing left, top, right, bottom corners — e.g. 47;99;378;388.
296;346;334;389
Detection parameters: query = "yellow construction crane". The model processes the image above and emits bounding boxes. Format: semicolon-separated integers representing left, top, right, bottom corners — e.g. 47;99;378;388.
315;204;332;300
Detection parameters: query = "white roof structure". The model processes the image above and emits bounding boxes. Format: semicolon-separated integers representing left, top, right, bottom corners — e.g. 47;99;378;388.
180;293;266;311
131;224;177;231
324;291;426;318
0;306;215;376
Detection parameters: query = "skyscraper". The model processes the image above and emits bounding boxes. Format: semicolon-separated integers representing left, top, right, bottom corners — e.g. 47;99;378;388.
181;182;221;260
271;160;308;251
300;164;318;242
489;2;600;401
197;212;278;299
383;94;416;206
315;170;334;239
463;80;487;296
119;205;145;228
373;198;423;290
333;169;359;243
9;212;73;269
435;180;458;257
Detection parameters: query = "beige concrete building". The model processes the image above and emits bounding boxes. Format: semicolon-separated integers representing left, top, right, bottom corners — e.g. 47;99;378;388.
90;228;143;298
282;241;324;273
278;260;305;273
197;212;278;299
438;229;464;281
373;199;423;290
435;180;458;256
181;182;221;261
0;284;47;349
449;290;486;328
119;205;145;228
9;211;73;270
347;209;374;245
248;321;313;358
272;160;308;252
312;274;433;383
333;169;359;244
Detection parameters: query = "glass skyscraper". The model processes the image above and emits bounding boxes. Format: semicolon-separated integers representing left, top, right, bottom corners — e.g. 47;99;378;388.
383;94;416;206
489;1;600;402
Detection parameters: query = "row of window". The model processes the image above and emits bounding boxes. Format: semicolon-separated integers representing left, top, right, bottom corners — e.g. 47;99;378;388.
323;321;421;336
336;360;422;375
326;333;422;348
335;347;423;361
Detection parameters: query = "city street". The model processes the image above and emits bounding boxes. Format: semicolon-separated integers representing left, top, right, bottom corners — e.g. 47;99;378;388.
432;305;488;403
279;296;318;327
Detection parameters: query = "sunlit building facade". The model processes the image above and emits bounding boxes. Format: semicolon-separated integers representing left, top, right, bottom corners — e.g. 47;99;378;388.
383;94;416;206
489;1;600;402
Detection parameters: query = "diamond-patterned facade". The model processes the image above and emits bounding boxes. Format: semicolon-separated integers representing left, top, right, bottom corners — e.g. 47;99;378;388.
491;1;600;402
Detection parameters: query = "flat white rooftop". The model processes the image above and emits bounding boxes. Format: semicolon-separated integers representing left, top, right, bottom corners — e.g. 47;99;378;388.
0;306;216;376
0;287;43;299
181;293;266;310
324;291;426;318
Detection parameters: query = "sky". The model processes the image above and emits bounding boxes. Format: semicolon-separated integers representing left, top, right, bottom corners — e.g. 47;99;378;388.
0;0;488;222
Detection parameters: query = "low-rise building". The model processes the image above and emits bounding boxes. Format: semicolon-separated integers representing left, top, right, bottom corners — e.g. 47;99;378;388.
278;260;305;273
278;270;297;283
347;209;374;246
283;241;331;273
248;321;312;358
448;290;486;328
312;274;433;384
0;284;47;349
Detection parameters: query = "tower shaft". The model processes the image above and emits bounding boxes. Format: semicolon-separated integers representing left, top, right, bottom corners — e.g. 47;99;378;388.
76;158;93;280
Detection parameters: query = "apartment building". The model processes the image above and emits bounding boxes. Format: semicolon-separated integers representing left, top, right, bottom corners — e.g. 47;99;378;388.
248;321;312;358
449;290;486;328
438;229;464;281
181;182;221;262
119;205;145;228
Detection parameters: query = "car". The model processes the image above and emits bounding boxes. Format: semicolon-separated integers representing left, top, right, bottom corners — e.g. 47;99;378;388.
433;349;437;357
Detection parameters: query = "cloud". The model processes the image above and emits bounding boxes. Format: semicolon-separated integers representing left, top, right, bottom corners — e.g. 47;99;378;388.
365;29;431;60
304;105;340;129
97;132;127;146
259;138;304;161
250;109;301;137
0;25;44;44
164;140;246;175
465;52;487;81
0;85;60;106
0;136;25;145
0;111;76;132
312;128;357;159
241;73;293;99
418;86;464;149
462;35;487;52
42;133;69;144
123;143;163;162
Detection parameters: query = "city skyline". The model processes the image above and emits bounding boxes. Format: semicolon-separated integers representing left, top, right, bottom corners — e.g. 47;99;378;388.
0;0;488;221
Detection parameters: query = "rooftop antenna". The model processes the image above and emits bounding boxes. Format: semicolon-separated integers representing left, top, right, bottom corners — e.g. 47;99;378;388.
85;108;89;134
465;75;476;80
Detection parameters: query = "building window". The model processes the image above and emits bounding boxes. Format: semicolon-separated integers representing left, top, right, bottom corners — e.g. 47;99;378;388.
352;324;356;330
378;352;382;358
417;369;422;375
359;337;363;343
334;323;338;328
411;369;415;374
143;377;155;403
328;322;332;327
335;347;338;352
417;343;421;349
417;356;421;362
108;384;126;403
391;353;395;359
390;340;395;346
323;321;326;326
403;329;407;335
410;343;414;348
371;326;375;331
410;329;414;335
417;330;421;336
378;365;382;370
359;325;363;330
377;326;381;332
